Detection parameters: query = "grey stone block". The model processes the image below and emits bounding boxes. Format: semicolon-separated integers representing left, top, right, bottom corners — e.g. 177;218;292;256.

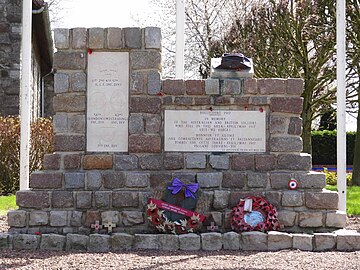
129;114;144;134
158;234;179;251
67;114;85;133
282;191;304;207
126;172;149;188
179;233;200;251
270;172;292;189
88;28;105;48
292;234;313;251
164;153;183;170
70;72;86;92
54;52;86;70
87;171;102;190
305;191;338;209
29;211;48;226
7;210;26;227
64;172;85;189
40;234;66;251
13;234;39;250
299;212;324;227
122;211;144;226
278;210;297;227
326;211;347;228
213;190;230;209
223;79;241;94
66;234;89;251
222;172;246;188
295;171;326;189
270;136;303;152
76;191;92;209
336;231;360;251
102;211;120;224
139;155;163;170
268;231;292;251
197;172;222;188
71;28;87;49
134;234;158;250
111;233;134;251
89;234;111;252
94;191;111;209
277;153;312;171
269;115;287;134
0;233;10;249
147;70;161;95
240;232;267;251
130;71;146;94
112;191;139;208
144;114;161;133
314;233;336;251
107;27;123;49
223;232;240;250
247;172;268;188
201;232;222;251
209;155;229;169
124;27;142;49
145;27;161;49
52;191;74;208
130;51;161;70
186;153;207;169
54;28;69;49
50;211;68;227
70;211;82;227
115;155;139;171
54;73;69;93
205;79;220;94
103;172;126;189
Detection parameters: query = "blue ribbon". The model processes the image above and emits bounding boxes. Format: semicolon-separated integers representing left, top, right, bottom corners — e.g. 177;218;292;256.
168;178;198;199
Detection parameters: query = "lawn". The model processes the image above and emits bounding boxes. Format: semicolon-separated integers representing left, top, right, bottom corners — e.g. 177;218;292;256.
0;194;17;216
326;185;360;215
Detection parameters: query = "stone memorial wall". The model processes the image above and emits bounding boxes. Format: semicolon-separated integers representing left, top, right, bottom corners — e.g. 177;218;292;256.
8;27;345;237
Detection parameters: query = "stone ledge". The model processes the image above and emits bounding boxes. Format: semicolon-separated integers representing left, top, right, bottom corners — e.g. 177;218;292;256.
1;230;359;252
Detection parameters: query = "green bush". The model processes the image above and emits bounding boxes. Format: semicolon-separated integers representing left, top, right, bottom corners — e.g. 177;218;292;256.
324;167;353;186
0;116;53;195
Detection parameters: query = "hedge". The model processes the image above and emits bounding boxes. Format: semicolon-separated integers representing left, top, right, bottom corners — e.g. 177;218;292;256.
311;130;356;165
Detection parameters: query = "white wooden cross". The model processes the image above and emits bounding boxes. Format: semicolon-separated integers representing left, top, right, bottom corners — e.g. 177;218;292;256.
103;222;116;233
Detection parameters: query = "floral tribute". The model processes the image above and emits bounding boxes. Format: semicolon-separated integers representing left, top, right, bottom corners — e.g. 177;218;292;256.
230;196;280;233
147;178;205;234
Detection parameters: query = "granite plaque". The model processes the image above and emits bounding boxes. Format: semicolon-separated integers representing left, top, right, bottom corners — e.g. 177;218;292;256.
165;110;266;152
87;52;129;152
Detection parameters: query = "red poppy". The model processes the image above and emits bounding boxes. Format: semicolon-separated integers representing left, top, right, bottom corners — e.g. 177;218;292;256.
187;219;199;229
147;208;158;216
151;215;162;226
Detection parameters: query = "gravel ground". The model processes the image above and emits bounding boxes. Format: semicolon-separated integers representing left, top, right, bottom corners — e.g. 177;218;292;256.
1;215;360;270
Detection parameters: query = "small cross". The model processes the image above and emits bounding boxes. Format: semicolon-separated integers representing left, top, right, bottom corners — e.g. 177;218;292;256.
91;220;103;233
103;222;116;233
207;222;218;232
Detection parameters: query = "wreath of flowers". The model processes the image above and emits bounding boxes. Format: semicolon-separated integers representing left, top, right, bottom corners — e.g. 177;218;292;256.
147;200;202;234
230;196;280;233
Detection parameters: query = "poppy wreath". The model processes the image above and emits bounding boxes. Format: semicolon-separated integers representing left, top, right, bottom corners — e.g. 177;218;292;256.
230;196;280;233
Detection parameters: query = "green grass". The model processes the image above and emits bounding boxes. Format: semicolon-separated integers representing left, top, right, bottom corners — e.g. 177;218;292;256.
326;185;360;215
0;195;17;216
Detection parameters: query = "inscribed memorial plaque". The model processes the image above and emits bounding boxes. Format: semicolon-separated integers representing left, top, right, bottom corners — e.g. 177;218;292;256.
87;52;129;152
165;110;266;152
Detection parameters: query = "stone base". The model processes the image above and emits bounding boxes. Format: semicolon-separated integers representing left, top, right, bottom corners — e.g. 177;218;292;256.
1;230;359;252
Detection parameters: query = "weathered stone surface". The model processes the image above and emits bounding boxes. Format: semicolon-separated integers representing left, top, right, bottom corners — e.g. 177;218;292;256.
174;96;193;105
54;72;69;93
242;78;257;94
222;172;246;188
162;79;185;95
139;155;163;170
88;28;104;49
287;78;304;95
201;232;222;251
130;51;161;70
214;96;231;105
213;190;230;209
103;172;126;189
336;231;360;251
111;233;134;251
270;136;303;152
222;232;240;250
52;191;74;208
71;28;87;49
124;27;141;49
0;233;10;249
94;191;111;209
155;234;179;251
122;211;144;226
7;210;26;227
231;154;254;170
265;191;282;209
299;212;324;227
40;234;66;251
125;172;149;187
282;191;304;207
76;191;92;209
54;28;69;49
16;191;50;209
305;191;338;209
205;79;220;94
292;234;313;251
233;96;250;105
53;94;85;112
164;153;184;170
223;79;241;94
186;154;206;169
63;154;82;170
115;155;139;171
179;233;200;251
54;51;86;70
50;211;68;227
255;155;276;171
70;211;82;227
269;115;287;134
30;172;62;189
107;27;123;49
101;211;119;224
54;135;85;151
13;234;39;250
43;153;61;170
83;155;113;170
270;97;303;114
129;134;161;153
270;172;292;189
68;114;85;133
247;172;268;188
250;96;268;105
209;155;229;169
314;233;336;251
150;172;173;189
240;232;267;251
71;72;86;92
145;27;161;49
194;97;211;105
85;211;101;227
278;210;297;227
86;171;102;190
134;234;158;250
112;191;139;208
197;172;222;188
66;234;89;251
258;78;286;94
295;172;326;189
268;231;292;251
29;211;48;226
64;172;85;189
130;71;146;94
288;117;302;135
326;211;347;228
145;114;161;134
89;234;111;252
185;79;205;95
129;114;144;134
277;153;312;171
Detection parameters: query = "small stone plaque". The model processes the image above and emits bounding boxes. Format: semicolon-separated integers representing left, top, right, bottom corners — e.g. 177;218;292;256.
165;110;266;152
87;52;129;152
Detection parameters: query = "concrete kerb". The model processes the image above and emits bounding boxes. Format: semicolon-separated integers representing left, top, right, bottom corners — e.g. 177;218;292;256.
1;230;360;252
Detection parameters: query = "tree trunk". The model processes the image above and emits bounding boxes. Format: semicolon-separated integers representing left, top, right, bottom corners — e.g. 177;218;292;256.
352;96;360;186
302;110;313;155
